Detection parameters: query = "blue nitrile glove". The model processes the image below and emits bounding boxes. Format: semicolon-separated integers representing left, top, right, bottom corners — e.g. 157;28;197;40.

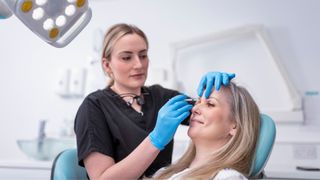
197;72;236;98
149;95;193;150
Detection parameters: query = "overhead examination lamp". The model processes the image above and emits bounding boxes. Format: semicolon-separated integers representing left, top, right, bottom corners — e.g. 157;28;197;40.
0;0;92;48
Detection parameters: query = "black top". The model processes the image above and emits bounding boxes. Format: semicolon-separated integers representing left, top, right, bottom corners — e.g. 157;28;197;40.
74;85;189;177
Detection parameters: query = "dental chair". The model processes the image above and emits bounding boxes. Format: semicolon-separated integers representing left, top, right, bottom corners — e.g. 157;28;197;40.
50;114;276;180
50;148;87;180
250;114;276;178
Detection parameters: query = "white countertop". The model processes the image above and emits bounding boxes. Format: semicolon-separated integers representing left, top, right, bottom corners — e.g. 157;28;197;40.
265;164;320;179
0;159;52;170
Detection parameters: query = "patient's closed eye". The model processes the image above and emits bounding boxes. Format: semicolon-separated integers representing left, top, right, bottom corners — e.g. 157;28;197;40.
206;102;215;107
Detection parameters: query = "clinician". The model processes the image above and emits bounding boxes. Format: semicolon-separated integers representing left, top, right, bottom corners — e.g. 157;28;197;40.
74;23;235;179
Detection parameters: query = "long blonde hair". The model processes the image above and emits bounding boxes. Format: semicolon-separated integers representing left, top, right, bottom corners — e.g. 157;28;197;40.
101;23;149;87
155;82;260;179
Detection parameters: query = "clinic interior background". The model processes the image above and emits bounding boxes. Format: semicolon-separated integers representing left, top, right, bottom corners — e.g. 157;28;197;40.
0;0;319;163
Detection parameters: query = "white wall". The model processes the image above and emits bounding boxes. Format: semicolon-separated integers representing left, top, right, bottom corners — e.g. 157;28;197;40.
0;0;319;161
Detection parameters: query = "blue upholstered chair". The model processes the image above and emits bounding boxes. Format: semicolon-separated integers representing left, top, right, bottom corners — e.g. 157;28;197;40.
249;114;276;177
50;148;87;180
50;114;276;180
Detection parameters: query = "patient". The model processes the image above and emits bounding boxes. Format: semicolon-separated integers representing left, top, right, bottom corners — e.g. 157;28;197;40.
153;82;260;179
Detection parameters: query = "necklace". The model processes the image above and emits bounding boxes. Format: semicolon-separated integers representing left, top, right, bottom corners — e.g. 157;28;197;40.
118;93;145;106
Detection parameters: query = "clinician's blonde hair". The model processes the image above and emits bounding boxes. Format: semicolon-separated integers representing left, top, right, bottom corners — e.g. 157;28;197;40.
155;82;260;179
101;23;149;87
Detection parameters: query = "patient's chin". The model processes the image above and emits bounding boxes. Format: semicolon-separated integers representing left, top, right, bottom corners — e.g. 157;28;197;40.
187;127;199;139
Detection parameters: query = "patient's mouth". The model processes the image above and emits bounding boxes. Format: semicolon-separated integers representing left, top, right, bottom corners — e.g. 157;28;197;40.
190;119;204;125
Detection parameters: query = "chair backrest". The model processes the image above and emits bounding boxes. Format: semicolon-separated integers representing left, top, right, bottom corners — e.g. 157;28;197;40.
51;148;87;180
249;114;276;177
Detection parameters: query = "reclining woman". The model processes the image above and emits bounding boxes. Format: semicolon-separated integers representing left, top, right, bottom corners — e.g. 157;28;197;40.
153;81;260;180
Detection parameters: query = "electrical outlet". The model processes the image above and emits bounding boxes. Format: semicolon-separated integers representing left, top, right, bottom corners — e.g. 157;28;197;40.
293;144;318;160
69;68;87;98
55;68;70;97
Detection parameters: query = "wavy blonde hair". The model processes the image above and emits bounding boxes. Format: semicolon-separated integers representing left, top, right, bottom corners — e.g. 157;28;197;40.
101;23;149;87
155;82;260;179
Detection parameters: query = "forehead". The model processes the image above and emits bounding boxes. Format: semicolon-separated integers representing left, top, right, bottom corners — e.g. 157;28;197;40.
208;86;231;102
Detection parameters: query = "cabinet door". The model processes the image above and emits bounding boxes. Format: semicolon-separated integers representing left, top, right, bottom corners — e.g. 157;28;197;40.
0;168;51;179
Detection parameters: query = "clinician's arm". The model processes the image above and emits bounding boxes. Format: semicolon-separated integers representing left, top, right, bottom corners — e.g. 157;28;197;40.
84;95;192;180
84;138;159;180
197;72;236;98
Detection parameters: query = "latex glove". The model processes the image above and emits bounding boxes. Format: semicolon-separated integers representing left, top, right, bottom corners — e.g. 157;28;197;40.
149;95;192;150
197;72;236;98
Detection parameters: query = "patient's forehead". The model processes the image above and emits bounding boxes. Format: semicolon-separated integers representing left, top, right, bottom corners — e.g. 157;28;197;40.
208;86;231;102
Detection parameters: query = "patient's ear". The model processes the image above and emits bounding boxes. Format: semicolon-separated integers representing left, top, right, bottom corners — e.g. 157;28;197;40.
229;124;237;136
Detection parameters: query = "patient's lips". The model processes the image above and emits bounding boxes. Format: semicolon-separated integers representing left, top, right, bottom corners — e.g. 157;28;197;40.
190;117;204;126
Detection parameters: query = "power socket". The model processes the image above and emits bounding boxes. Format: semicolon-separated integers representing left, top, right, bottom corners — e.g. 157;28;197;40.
293;144;318;160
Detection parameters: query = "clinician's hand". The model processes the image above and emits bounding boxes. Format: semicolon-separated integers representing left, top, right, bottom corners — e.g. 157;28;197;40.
149;95;192;150
197;72;236;98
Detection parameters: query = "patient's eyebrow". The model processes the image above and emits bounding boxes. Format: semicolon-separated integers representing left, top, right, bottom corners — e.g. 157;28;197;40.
207;96;220;103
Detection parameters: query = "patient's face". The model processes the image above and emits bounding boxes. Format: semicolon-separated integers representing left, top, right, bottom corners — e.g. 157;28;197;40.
188;87;236;145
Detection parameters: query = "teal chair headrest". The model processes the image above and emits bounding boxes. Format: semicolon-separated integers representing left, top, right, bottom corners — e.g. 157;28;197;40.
249;114;276;177
51;149;87;180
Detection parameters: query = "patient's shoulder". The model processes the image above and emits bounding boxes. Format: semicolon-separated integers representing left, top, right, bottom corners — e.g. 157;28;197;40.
213;168;247;180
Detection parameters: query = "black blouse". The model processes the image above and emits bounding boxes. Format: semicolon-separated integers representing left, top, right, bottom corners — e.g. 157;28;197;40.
74;85;189;177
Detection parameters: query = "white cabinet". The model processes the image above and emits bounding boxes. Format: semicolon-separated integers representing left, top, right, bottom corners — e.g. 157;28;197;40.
0;160;51;179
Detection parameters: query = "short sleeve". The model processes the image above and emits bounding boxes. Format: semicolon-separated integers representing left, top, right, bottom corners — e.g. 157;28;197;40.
213;169;248;180
151;167;165;178
74;95;114;166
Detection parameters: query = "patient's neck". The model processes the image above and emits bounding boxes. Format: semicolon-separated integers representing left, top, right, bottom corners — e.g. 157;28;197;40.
189;140;227;168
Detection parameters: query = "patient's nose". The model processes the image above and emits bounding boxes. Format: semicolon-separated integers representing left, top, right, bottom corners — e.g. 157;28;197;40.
191;101;202;114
